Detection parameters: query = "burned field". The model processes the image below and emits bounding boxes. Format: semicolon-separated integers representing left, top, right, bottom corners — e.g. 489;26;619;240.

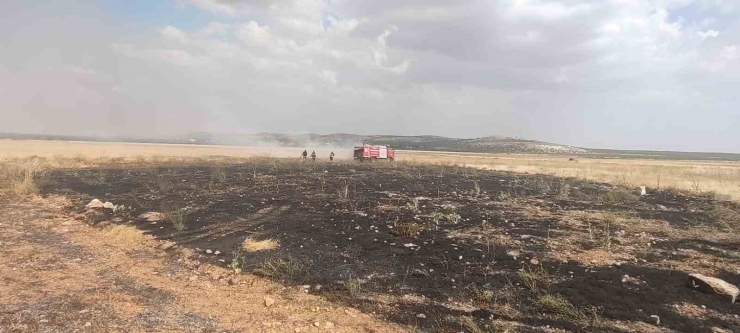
42;159;740;332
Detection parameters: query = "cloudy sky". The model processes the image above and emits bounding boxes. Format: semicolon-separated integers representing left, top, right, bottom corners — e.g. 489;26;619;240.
1;0;739;152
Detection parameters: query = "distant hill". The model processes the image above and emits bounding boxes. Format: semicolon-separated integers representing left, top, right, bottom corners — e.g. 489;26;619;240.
180;132;590;155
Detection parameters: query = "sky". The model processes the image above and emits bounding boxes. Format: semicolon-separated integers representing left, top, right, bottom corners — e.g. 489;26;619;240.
1;0;739;152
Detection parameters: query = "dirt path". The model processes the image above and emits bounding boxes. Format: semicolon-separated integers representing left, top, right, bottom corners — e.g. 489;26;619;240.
0;195;407;333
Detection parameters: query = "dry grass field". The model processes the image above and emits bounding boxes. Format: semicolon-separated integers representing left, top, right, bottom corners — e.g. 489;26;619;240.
2;139;740;332
3;140;739;201
401;150;740;202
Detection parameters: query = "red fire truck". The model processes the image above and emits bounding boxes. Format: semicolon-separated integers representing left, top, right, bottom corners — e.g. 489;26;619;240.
353;144;395;161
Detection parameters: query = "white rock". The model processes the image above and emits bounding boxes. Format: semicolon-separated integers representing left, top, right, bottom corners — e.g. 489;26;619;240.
416;314;427;319
103;202;116;210
687;273;740;303
206;249;213;254
86;199;105;208
214;251;221;255
649;315;660;325
507;250;521;260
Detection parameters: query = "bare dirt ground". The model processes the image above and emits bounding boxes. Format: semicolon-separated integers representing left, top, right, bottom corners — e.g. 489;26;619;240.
3;156;739;332
0;195;405;333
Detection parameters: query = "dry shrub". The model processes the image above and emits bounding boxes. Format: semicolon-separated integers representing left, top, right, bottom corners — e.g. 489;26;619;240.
104;225;145;246
518;264;550;292
376;204;397;212
708;204;740;229
162;204;189;231
346;243;363;258
534;293;585;322
211;167;227;182
395;222;422;237
255;258;308;281
243;237;280;252
342;278;363;297
0;158;47;196
599;188;639;205
534;293;601;326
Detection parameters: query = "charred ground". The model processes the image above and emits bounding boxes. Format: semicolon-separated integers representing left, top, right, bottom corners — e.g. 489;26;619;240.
41;159;740;332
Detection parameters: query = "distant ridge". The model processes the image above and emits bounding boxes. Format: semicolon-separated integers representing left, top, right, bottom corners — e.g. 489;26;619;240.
177;132;589;155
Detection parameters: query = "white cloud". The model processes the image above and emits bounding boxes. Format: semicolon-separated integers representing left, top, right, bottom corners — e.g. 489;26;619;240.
721;45;738;60
319;69;337;85
505;0;593;21
186;0;240;17
198;22;232;37
235;21;270;44
159;25;191;43
697;29;720;40
372;28;410;74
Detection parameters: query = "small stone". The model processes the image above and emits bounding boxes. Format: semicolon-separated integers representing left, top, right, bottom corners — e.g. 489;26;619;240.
85;322;92;327
264;296;276;307
649;315;660;325
295;328;302;333
345;309;357;318
214;251;221;255
416;314;427;319
325;322;334;328
206;249;213;254
313;322;321;327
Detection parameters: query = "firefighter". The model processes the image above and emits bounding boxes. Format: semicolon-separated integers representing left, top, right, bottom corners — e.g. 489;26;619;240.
310;150;317;162
301;150;307;162
329;151;335;161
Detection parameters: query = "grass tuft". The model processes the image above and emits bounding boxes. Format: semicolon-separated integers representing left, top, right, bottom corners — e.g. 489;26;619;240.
395;222;422;237
599;188;639;205
103;225;145;246
342;278;363;297
708;204;740;230
255;258;309;281
243;237;280;252
162;204;189;231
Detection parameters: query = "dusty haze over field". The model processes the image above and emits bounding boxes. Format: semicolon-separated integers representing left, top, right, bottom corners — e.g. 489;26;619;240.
1;1;739;152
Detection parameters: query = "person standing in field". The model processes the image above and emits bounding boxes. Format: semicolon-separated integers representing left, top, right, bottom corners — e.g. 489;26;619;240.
310;151;317;162
330;151;335;162
301;150;308;162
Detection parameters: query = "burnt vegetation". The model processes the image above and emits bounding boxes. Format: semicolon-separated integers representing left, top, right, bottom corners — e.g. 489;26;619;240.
40;158;740;332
